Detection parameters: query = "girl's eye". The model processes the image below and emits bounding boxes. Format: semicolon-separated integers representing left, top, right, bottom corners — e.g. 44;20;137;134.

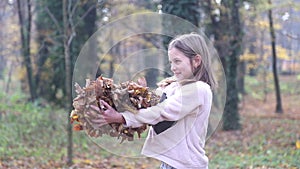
174;60;181;64
169;59;181;65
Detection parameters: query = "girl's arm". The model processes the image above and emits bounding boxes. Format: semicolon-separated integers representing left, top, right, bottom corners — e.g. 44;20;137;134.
122;82;210;127
91;82;210;128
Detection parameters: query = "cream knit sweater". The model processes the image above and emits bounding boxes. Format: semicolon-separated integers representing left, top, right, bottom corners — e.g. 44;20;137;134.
121;81;212;169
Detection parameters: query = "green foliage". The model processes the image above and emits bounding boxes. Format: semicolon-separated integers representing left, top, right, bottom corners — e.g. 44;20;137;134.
210;149;300;169
0;91;99;164
245;74;300;99
34;0;97;105
34;0;64;104
208;116;300;168
0;91;61;159
161;0;201;26
244;75;272;99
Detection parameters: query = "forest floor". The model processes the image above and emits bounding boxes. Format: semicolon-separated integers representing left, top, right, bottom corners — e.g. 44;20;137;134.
0;75;299;169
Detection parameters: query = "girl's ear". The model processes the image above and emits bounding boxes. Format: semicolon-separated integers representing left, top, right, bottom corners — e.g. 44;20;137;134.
193;54;202;68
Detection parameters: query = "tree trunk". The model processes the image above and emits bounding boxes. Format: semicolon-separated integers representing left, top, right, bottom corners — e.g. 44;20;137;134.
63;0;73;165
161;0;201;77
5;63;14;94
109;41;119;78
17;0;37;101
222;0;241;130
237;61;246;94
268;0;283;113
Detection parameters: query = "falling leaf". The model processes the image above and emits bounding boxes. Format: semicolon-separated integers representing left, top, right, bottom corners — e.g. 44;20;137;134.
296;139;300;149
73;124;83;131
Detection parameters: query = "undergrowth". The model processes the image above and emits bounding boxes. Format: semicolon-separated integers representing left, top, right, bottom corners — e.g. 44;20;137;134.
0;91;103;167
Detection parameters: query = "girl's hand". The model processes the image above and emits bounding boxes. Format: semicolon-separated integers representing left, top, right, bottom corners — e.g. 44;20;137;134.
137;77;147;87
89;100;125;127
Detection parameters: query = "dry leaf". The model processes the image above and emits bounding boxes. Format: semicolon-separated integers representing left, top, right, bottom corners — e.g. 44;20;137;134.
70;76;160;142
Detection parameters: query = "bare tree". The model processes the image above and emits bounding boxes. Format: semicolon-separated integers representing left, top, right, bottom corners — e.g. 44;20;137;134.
16;0;37;101
62;0;98;165
62;0;74;165
268;0;283;113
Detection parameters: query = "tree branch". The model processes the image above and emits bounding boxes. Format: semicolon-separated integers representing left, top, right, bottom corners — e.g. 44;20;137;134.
76;5;97;27
279;30;300;40
44;6;62;33
67;0;76;47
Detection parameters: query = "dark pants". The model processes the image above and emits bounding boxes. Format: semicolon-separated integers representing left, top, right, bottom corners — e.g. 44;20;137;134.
160;162;176;169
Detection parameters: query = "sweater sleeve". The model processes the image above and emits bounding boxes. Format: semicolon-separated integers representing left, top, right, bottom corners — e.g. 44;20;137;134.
121;82;209;128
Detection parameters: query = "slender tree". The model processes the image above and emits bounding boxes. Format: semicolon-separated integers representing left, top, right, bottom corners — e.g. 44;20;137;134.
268;0;283;113
62;0;98;165
17;0;37;101
62;0;73;165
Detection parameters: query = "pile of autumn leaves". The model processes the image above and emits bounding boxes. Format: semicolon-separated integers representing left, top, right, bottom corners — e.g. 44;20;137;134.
70;76;160;142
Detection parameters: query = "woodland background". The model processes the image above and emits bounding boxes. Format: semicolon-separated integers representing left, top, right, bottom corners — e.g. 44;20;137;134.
0;0;299;168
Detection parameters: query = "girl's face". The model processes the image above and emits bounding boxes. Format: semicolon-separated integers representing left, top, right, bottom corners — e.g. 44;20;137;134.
168;47;194;81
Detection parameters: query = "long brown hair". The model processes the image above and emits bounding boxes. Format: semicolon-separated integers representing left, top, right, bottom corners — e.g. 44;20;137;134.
168;33;217;89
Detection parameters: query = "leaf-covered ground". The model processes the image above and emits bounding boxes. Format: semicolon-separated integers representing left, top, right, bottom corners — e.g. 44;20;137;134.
206;93;300;169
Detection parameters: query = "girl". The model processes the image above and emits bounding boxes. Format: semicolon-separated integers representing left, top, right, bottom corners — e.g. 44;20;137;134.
92;33;217;169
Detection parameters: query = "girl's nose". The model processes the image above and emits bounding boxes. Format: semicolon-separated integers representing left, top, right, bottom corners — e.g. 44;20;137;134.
170;64;176;72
